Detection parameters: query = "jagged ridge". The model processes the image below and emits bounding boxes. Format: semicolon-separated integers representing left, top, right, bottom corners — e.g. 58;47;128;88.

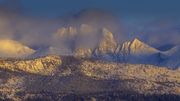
0;55;62;75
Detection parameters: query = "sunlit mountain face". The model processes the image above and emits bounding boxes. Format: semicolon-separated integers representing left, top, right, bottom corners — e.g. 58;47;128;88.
0;0;180;101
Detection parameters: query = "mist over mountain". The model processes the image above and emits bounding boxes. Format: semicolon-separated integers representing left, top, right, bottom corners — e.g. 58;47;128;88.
0;1;180;100
0;1;179;52
0;0;180;68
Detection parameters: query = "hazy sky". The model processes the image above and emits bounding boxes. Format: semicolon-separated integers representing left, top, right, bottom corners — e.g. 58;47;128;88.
0;0;179;18
2;0;179;26
0;0;179;48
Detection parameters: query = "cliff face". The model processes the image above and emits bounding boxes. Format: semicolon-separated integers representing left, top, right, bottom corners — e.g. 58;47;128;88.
116;41;131;56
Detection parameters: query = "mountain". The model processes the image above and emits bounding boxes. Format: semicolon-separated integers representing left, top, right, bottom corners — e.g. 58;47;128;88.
70;25;117;58
70;27;162;64
115;38;161;64
52;25;179;68
130;38;160;56
0;39;35;58
94;28;117;56
116;38;160;57
0;55;62;75
0;55;180;100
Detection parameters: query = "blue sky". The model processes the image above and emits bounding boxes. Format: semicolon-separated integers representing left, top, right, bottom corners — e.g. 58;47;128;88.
0;0;179;18
24;0;179;18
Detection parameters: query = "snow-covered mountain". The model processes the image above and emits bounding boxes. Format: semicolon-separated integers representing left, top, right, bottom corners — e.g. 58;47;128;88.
115;38;161;64
32;24;180;69
94;28;117;56
0;39;35;58
116;38;160;57
52;25;180;68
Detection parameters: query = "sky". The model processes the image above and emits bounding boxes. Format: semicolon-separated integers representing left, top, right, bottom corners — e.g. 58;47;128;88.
0;0;179;18
0;0;180;50
19;0;180;18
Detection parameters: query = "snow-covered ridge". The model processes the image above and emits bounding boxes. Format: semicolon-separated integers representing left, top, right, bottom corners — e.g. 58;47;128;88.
116;38;160;57
0;26;178;68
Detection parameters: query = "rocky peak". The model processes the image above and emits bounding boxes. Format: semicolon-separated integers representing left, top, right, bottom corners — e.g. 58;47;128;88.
116;38;160;57
95;28;117;55
116;41;131;56
129;38;159;56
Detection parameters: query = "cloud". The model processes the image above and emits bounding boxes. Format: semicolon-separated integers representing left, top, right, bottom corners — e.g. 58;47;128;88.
138;19;180;47
0;1;179;56
0;5;124;55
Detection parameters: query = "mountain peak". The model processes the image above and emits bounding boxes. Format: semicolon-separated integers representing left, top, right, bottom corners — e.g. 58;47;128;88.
116;38;159;57
131;38;142;44
129;38;159;56
95;28;117;55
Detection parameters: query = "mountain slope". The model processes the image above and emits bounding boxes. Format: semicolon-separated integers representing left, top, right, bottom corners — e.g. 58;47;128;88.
0;56;180;100
130;38;160;56
80;59;180;94
0;39;35;58
0;55;62;75
116;38;160;57
74;27;117;58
